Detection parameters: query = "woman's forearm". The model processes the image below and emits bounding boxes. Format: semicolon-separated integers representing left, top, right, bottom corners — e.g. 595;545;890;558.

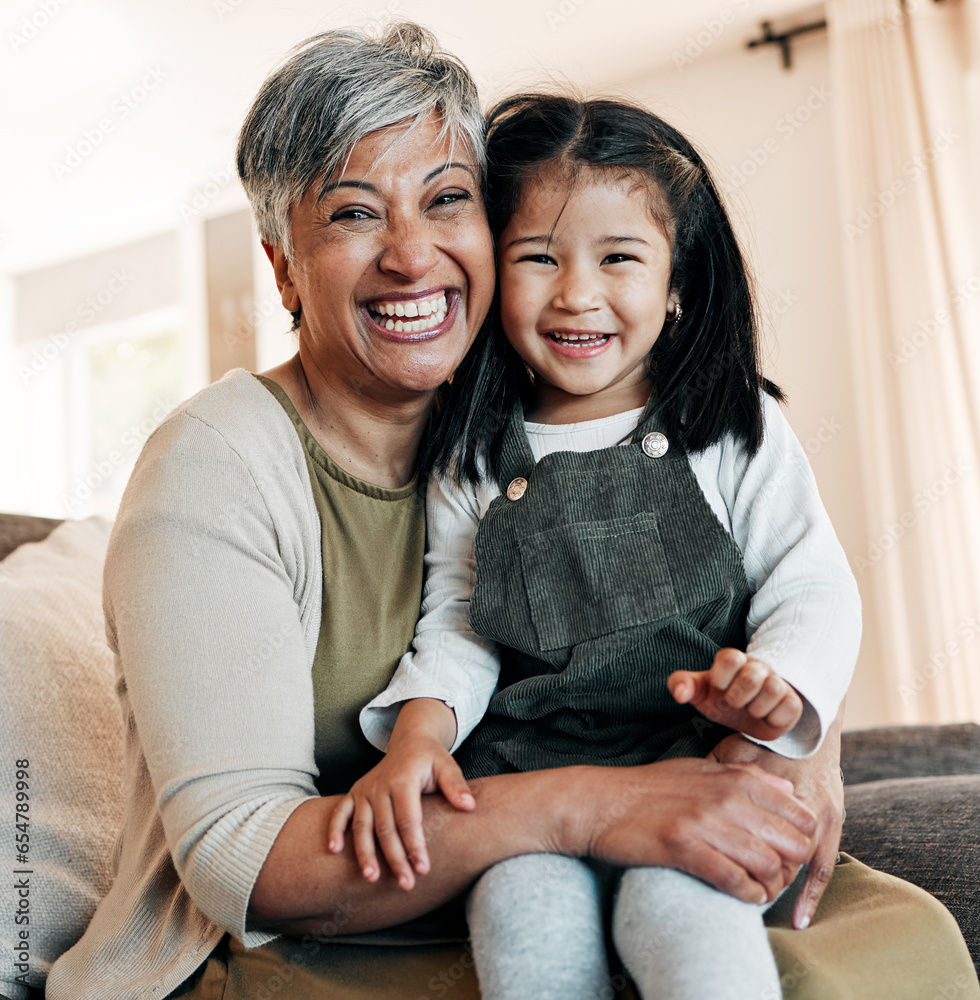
247;767;575;936
248;756;818;936
709;703;846;927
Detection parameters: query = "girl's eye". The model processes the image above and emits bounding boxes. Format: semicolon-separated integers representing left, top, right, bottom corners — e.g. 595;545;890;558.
517;254;557;265
601;253;637;265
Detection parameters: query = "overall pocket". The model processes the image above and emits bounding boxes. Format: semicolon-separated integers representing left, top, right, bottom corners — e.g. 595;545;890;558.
518;511;679;652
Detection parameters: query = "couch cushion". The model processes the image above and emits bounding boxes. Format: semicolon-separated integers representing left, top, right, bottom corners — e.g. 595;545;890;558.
0;519;123;1000
841;724;980;784
842;774;980;973
0;515;62;562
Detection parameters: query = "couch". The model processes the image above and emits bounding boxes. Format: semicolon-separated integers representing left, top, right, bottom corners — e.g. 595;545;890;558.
1;512;978;998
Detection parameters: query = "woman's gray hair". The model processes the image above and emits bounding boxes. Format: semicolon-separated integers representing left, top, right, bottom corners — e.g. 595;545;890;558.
237;22;485;260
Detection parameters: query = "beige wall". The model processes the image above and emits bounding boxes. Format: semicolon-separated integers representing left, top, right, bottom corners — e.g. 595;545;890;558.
623;34;887;731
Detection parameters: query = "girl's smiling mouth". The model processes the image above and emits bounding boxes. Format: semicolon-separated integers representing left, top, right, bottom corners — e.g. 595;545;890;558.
544;328;613;357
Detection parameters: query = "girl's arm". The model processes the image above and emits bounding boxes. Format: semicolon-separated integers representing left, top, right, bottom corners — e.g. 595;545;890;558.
694;392;862;758
328;697;476;889
360;470;501;754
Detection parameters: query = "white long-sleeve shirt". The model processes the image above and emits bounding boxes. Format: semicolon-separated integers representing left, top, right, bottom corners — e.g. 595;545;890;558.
362;394;861;760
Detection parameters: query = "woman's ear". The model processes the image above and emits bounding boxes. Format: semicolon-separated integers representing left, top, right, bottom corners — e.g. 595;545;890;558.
262;242;301;314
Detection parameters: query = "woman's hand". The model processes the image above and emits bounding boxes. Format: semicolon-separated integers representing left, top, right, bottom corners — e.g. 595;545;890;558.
708;708;845;929
669;648;804;742
568;757;818;906
326;699;474;891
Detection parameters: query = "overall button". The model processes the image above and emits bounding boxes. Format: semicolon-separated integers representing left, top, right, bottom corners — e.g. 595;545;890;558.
641;432;669;458
506;477;528;500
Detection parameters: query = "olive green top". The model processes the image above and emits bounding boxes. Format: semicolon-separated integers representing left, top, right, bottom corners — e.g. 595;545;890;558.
255;375;425;795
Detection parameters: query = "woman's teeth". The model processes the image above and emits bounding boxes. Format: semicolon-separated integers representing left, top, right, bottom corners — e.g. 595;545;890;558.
549;332;610;346
368;292;449;333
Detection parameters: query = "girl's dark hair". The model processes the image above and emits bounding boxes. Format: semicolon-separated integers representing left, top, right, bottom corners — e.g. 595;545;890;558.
422;93;783;487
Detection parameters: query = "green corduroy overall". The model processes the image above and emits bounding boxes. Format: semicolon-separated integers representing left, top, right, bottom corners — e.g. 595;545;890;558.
456;404;752;780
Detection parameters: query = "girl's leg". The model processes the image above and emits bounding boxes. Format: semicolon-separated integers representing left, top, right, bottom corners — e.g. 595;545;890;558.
466;853;611;1000
612;866;781;1000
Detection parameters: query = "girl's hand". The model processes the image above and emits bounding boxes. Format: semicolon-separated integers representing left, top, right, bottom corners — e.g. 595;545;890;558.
668;648;804;742
326;735;475;891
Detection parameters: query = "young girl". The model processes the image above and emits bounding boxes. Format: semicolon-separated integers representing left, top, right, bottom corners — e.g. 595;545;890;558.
329;94;860;999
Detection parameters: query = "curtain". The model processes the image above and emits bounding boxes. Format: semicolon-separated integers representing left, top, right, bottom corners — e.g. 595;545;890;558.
826;0;980;724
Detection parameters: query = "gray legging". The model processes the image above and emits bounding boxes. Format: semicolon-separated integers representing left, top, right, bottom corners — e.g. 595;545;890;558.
466;853;782;1000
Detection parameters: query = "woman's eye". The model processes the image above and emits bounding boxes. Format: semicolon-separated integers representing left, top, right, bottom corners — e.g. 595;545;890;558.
601;253;637;265
431;190;471;208
330;207;375;222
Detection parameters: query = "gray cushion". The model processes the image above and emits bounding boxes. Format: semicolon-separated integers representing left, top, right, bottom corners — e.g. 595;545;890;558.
0;515;62;562
842;774;980;972
841;724;980;784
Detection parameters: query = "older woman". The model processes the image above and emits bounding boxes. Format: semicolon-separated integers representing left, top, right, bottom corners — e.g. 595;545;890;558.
46;22;976;1000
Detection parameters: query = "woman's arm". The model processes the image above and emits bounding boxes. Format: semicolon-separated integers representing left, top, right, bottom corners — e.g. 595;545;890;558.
249;754;819;936
112;385;817;945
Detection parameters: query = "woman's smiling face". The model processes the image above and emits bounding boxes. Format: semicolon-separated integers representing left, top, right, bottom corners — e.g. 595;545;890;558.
273;115;495;400
498;165;679;421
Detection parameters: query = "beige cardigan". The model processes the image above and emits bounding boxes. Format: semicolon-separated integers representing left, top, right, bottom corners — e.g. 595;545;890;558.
47;370;325;1000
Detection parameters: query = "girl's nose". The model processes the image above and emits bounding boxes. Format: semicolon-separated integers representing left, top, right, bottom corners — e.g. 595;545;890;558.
378;214;440;282
552;268;601;314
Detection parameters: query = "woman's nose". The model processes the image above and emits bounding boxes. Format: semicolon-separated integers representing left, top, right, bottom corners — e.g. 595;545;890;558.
378;214;440;281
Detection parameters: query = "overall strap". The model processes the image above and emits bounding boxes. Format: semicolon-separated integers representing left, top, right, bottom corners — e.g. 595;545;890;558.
495;397;679;490
628;397;677;452
495;401;537;490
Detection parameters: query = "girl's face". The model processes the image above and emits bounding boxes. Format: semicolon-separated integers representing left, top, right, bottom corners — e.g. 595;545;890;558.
498;166;679;421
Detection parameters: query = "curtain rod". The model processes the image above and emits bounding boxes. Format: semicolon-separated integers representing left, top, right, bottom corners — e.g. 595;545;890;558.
746;1;945;70
746;19;827;69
